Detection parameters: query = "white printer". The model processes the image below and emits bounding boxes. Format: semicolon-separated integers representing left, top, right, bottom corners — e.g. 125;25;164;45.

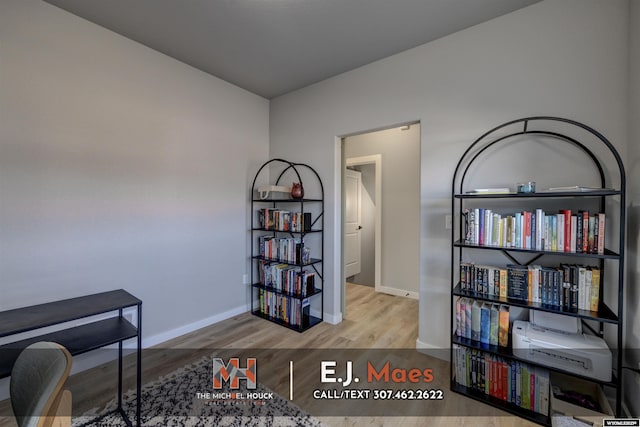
512;320;612;382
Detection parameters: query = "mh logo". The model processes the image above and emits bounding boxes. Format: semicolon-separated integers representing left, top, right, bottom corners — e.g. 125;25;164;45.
212;357;257;390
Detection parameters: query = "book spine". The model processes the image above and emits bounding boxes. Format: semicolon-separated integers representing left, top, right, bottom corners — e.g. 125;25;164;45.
499;269;508;299
578;266;587;310
498;305;509;347
570;214;577;253
524;211;531;249
588;214;595;253
480;303;490;345
556;213;565;253
590;267;600;312
562;209;572;252
489;304;499;346
576;212;583;253
514;212;521;248
507;266;528;301
535;209;544;250
597;213;605;254
478;209;485;246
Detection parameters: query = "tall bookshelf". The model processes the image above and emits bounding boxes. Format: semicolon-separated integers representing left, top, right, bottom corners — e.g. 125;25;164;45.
450;117;626;425
250;159;324;332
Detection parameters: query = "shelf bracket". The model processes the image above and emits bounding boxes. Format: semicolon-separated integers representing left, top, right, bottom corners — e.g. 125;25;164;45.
500;250;543;266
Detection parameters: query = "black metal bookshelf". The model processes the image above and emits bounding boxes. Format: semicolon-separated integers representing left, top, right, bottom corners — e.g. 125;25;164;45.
450;117;626;424
250;159;324;332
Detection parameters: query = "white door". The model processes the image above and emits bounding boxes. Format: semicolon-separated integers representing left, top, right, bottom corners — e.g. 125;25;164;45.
344;168;362;278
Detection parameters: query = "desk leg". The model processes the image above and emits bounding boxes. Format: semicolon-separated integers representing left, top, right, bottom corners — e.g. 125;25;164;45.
136;303;142;427
118;309;123;412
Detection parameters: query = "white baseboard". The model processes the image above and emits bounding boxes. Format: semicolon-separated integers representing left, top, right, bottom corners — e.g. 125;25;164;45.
323;311;343;325
142;304;249;348
377;286;419;300
416;338;449;362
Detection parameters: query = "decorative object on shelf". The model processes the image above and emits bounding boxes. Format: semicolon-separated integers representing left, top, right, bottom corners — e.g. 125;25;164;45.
250;159;324;332
290;182;304;199
451;116;626;425
516;181;536;193
257;185;291;200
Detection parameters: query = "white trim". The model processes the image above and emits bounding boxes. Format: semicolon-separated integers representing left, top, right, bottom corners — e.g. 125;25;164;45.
416;338;450;362
377;285;418;300
323;311;343;325
334;136;344;319
345;154;382;290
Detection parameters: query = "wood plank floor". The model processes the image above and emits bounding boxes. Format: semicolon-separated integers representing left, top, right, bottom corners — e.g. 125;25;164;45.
0;283;537;427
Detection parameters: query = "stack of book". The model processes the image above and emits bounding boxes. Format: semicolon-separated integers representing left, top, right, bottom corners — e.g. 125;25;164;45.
258;208;312;232
507;264;600;311
258;289;309;327
259;261;316;296
258;236;309;264
455;298;509;348
460;263;600;312
453;345;550;416
463;208;605;254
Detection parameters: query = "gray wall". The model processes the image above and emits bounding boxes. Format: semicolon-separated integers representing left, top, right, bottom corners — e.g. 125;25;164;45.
270;0;630;379
0;0;269;341
625;0;640;417
345;125;420;295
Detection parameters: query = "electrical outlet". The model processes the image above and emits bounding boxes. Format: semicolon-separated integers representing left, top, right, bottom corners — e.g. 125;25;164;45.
243;274;249;285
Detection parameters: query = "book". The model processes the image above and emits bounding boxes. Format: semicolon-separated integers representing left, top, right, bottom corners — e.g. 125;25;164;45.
581;210;589;252
570;214;577;252
556;213;565;253
508;265;528;301
576;212;584;253
541;186;613;192
560;209;572;252
535;209;544;250
577;266;587;310
471;300;482;342
588;215;595;253
498;305;510;347
597;212;605;254
489;303;499;346
499;268;508;299
590;267;601;312
465;298;472;339
480;303;491;345
467;188;512;194
455;297;463;337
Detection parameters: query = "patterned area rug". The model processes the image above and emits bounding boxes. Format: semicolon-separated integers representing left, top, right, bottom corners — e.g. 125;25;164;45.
72;356;324;427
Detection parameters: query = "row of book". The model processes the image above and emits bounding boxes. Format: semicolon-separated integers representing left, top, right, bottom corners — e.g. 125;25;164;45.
463;208;605;254
460;263;601;312
258;208;312;232
453;345;550;416
258;260;317;297
257;289;310;327
258;236;311;264
455;298;509;347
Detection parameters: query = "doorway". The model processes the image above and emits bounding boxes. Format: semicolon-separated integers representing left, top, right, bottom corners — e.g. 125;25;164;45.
341;123;421;316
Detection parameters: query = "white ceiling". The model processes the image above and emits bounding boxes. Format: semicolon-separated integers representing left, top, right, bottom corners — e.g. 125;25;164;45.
45;0;541;99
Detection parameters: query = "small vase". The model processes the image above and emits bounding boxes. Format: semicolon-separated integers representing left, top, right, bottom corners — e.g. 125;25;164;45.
291;182;304;199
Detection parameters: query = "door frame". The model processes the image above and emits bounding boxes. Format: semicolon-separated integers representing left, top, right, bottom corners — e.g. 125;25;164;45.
334;120;419;321
345;155;382;292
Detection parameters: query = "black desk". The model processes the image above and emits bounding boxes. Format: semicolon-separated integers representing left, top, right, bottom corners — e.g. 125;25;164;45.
0;289;142;427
